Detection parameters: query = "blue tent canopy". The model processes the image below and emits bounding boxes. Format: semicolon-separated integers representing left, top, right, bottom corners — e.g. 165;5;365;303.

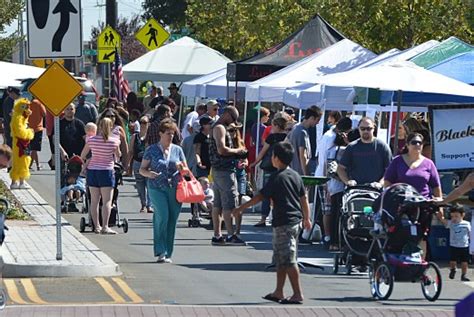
428;51;474;84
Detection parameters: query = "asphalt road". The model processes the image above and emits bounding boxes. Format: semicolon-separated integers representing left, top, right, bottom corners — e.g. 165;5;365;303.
10;137;473;308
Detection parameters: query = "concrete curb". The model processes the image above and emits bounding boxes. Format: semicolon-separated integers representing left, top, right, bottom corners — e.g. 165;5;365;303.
0;171;121;277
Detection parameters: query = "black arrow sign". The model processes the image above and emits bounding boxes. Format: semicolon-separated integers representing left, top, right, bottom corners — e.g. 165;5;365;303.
31;0;50;29
102;51;116;61
52;0;78;52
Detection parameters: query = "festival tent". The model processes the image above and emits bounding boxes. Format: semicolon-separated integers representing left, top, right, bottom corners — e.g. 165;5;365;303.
245;39;376;102
409;36;473;68
282;40;441;109
309;61;474;148
282;48;401;109
180;68;225;97
428;51;474;84
181;67;247;99
226;14;345;82
123;36;231;82
0;61;44;88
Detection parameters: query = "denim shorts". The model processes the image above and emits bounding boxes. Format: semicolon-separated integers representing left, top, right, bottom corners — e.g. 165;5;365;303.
87;169;115;188
272;223;300;269
212;169;238;211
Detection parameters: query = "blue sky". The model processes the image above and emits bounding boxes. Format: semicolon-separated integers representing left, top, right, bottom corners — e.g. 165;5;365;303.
5;0;143;41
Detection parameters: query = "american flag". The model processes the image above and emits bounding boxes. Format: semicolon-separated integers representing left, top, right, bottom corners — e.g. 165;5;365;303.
111;48;130;101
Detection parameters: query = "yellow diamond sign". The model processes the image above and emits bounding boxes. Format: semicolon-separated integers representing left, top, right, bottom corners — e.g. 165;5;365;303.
98;26;121;63
135;18;170;51
28;62;82;116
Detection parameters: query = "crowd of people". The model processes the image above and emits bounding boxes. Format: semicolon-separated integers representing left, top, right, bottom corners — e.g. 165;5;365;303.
1;82;473;303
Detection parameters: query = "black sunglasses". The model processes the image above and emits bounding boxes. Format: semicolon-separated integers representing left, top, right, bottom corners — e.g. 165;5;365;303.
359;126;374;131
228;129;236;133
410;140;423;146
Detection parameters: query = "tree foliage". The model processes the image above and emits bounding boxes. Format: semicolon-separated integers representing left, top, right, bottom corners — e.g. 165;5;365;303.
142;0;187;31
0;0;23;61
186;0;473;60
90;15;147;64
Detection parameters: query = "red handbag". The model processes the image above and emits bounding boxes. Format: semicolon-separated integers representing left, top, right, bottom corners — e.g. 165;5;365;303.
176;171;205;203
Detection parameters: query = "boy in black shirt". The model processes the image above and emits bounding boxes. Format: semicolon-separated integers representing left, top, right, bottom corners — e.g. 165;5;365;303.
233;142;311;304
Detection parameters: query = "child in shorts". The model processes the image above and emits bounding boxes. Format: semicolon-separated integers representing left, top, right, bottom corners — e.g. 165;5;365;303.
233;142;312;304
437;204;471;281
60;156;86;211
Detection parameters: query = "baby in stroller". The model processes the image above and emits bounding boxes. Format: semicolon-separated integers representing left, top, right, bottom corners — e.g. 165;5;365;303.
60;155;86;212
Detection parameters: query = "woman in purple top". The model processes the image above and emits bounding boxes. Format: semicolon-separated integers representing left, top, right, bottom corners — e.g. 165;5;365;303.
384;132;442;199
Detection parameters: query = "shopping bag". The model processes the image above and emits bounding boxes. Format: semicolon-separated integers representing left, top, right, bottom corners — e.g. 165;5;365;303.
176;171;205;203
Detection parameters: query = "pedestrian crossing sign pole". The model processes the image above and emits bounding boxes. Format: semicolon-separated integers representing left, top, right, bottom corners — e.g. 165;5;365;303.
135;18;170;51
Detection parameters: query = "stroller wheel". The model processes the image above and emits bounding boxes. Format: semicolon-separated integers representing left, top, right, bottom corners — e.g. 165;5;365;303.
0;288;7;310
345;254;352;275
372;262;393;300
188;219;192;227
421;262;442;302
332;254;339;275
79;217;86;233
122;218;128;233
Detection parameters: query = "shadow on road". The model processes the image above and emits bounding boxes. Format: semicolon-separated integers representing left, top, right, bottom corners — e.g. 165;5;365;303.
180;262;271;272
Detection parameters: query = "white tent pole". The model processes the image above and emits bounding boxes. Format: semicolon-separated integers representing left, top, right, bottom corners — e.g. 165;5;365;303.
298;109;303;123
226;79;229;101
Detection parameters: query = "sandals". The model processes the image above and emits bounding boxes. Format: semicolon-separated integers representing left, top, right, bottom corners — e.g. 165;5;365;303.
140;207;146;213
94;226;102;234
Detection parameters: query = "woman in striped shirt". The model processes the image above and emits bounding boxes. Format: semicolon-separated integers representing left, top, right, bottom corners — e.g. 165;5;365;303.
81;117;121;234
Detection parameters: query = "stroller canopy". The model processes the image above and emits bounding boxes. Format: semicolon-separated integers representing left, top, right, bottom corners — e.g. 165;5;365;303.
375;183;427;224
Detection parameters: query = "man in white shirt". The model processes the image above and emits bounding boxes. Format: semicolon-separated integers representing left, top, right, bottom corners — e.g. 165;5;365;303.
181;104;207;139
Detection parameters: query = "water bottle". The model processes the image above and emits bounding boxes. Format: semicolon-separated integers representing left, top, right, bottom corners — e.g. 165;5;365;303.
363;206;373;215
302;228;311;241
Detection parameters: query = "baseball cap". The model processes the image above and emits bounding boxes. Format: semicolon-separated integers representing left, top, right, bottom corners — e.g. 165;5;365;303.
168;82;178;90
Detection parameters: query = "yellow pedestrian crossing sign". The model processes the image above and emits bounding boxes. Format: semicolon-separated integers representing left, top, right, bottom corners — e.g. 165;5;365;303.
135;18;170;51
97;26;121;63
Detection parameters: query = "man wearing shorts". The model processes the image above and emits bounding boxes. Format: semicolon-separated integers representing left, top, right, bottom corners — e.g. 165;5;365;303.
28;99;46;170
233;142;312;304
208;106;247;245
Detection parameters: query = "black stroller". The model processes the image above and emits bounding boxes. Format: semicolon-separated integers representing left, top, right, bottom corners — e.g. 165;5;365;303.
368;183;442;301
60;156;86;213
79;162;128;233
333;184;381;274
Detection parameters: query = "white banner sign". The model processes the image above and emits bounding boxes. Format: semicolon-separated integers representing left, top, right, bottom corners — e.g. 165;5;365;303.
431;107;474;171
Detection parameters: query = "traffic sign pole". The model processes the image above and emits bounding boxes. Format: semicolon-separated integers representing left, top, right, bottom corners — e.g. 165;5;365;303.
54;116;62;261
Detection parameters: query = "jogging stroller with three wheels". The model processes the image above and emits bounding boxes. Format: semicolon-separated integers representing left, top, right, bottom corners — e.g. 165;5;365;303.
368;183;442;301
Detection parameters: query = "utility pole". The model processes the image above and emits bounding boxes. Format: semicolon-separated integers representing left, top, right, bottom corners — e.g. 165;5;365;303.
105;0;117;96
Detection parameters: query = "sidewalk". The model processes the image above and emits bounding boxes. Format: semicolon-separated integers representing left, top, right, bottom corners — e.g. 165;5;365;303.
0;171;120;277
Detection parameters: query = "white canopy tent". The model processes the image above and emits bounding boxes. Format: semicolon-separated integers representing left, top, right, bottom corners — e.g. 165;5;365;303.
0;61;45;88
123;37;231;82
245;39;377;103
310;60;474;152
282;40;441;110
181;67;247;99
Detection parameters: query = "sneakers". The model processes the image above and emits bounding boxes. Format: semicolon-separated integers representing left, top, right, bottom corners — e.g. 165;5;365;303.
10;183;19;190
94;226;102;234
226;234;247;246
157;254;172;263
101;227;117;235
449;269;456;279
211;236;226;246
461;274;470;282
19;183;31;189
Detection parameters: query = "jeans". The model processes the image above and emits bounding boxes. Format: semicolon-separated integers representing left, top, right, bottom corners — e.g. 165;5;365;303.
133;160;150;207
148;186;182;258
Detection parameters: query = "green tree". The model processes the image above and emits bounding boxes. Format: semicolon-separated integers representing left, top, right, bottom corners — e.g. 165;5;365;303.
186;0;473;59
0;0;23;61
90;15;147;64
142;0;187;30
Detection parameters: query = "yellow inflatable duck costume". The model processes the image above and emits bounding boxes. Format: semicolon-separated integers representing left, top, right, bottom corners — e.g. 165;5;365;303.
10;98;34;189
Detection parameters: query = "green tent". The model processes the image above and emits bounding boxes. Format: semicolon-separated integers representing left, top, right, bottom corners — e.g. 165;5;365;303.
410;36;473;68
